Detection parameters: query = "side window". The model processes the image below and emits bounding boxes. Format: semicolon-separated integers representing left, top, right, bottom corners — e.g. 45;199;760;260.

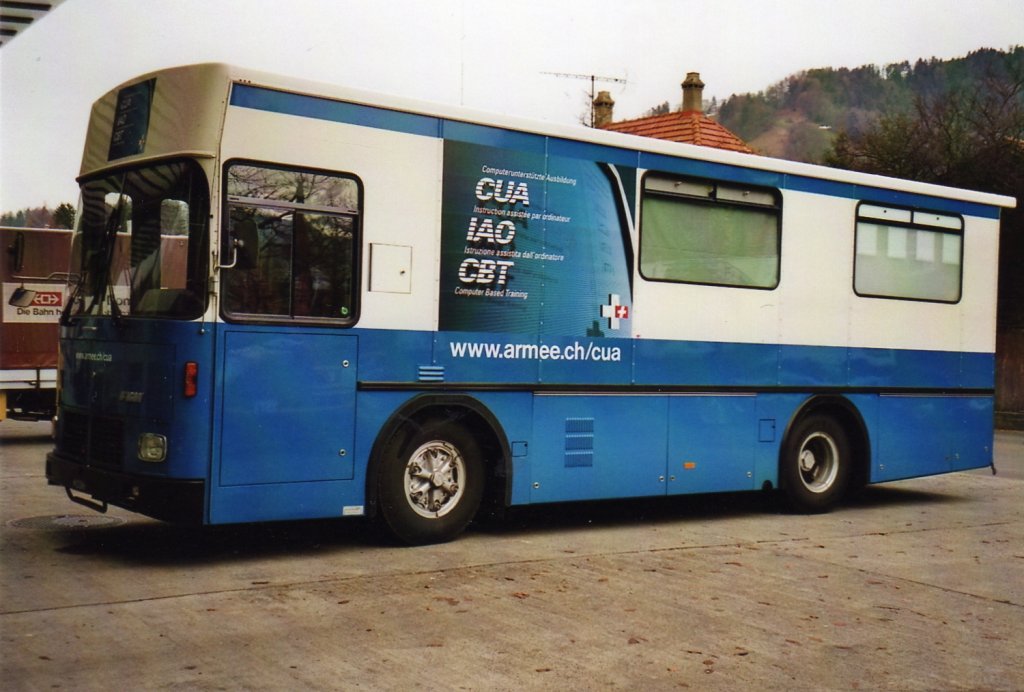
640;174;781;289
222;162;360;322
854;204;962;303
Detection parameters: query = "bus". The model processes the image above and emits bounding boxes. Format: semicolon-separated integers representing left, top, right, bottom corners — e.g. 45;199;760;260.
46;63;1015;544
2;226;72;420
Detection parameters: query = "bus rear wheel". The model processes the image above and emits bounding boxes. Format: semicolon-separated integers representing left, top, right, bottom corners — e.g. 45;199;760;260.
781;414;851;513
377;419;484;545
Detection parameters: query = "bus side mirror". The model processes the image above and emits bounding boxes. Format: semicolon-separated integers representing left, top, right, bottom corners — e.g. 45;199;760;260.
7;231;25;272
219;220;257;271
9;286;37;307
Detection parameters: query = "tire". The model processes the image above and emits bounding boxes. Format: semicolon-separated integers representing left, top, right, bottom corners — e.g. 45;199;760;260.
377;418;484;545
780;414;851;513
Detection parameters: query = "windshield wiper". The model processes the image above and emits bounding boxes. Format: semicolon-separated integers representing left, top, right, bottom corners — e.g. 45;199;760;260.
79;181;128;322
60;270;85;326
102;190;126;323
107;275;126;328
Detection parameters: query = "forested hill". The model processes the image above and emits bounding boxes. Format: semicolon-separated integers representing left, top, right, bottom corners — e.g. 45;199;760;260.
714;46;1023;163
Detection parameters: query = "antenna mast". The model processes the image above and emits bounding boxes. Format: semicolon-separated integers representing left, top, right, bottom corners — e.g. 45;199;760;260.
543;71;628;126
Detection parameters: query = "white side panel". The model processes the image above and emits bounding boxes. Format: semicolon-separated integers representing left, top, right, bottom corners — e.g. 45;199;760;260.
632;191;856;349
632;167;784;344
960;216;1001;354
632;277;779;344
776;192;854;349
848;289;963;352
847;214;998;354
220;107;441;332
632;185;1000;355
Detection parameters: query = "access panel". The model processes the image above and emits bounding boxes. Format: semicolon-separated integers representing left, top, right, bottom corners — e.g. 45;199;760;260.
218;330;357;487
529;395;668;503
666;395;756;494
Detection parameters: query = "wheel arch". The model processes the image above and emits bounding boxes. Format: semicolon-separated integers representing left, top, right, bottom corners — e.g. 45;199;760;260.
364;393;512;518
779;394;871;491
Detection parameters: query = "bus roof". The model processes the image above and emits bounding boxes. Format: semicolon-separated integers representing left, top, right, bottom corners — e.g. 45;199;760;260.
90;62;1016;212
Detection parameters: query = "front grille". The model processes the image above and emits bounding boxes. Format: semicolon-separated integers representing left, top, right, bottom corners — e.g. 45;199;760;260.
58;411;88;457
58;411;125;470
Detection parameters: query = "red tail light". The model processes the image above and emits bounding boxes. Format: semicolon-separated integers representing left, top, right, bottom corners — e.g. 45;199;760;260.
184;361;198;398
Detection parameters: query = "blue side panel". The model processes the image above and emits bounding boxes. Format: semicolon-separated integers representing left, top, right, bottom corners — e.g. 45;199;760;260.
218;331;356;485
211;481;361;524
633;339;778;387
350;388;425;507
462;391;536;505
419;328;995;391
874;396;948;481
848;183;996;218
752;393;822;488
529;395;667;503
536;337;632;385
848;347;962;389
433;332;541;384
547;137;640;169
210;326;360;524
640;152;784;190
950;396;995;471
356;329;434;383
960;352;997;389
778;345;848;388
872;395;993;482
666;396;756;494
442;120;547;153
231;83;441;138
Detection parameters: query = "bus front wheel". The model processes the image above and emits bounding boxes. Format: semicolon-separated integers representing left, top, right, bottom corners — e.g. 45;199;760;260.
378;419;484;545
780;414;851;513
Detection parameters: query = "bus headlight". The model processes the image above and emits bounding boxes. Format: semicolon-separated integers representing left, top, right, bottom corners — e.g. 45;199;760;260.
138;433;168;462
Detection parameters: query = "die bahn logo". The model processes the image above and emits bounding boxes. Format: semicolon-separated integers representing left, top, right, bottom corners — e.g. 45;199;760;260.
30;291;63;307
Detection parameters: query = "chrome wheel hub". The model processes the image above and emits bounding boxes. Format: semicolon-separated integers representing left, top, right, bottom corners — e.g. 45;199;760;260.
405;440;465;518
797;432;840;494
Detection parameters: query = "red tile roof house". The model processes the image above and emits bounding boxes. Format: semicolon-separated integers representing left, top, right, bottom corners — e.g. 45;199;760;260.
596;72;754;154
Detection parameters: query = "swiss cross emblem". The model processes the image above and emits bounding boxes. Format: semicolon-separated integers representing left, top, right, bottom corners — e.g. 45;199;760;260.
600;294;630;330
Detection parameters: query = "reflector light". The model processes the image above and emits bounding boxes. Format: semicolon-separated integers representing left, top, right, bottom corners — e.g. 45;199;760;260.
184;361;198;398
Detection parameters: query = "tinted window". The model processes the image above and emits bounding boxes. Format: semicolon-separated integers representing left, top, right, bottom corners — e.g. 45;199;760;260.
854;204;962;303
222;163;360;322
640;174;780;289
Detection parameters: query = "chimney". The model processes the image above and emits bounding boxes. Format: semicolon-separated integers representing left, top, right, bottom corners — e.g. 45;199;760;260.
592;90;615;127
681;72;705;113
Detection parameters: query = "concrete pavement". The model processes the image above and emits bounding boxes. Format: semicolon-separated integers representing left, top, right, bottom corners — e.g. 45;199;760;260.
2;420;1022;690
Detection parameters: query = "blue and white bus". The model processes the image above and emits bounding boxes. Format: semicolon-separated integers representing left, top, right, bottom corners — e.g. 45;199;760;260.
46;64;1015;544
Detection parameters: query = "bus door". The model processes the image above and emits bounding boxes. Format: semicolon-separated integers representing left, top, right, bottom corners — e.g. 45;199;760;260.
210;162;361;523
212;329;357;523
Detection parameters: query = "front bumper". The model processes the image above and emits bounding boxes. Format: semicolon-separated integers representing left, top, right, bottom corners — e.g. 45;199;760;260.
46;452;205;524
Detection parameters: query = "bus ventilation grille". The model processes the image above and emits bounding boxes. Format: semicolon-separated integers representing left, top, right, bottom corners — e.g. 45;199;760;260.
418;365;445;383
58;411;125;470
564;417;594;467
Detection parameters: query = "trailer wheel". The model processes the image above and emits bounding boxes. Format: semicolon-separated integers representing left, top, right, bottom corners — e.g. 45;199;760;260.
377;418;484;544
781;414;851;513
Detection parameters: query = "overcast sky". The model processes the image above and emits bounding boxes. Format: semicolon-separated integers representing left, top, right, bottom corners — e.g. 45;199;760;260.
1;0;1022;212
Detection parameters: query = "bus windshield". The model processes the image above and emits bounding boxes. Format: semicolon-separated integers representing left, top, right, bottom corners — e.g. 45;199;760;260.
68;160;210;320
